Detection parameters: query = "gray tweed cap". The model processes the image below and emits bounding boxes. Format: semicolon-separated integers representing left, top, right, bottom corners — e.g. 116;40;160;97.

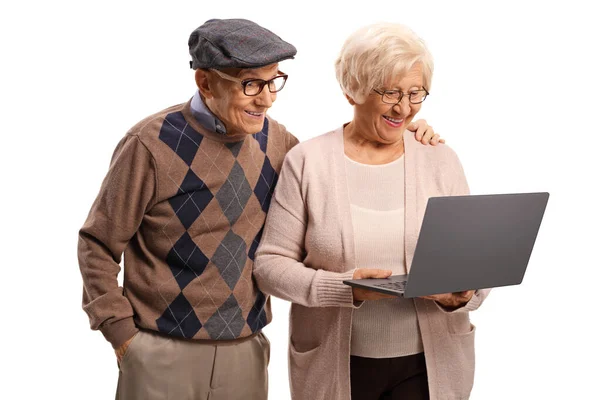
188;19;297;69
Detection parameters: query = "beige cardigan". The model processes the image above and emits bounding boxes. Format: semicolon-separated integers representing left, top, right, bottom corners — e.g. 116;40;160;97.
254;127;490;400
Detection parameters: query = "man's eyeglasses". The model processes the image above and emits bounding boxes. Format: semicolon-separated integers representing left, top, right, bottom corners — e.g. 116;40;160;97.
210;69;288;96
373;88;429;105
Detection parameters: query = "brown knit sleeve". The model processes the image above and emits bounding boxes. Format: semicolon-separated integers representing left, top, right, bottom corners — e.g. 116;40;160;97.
78;134;156;348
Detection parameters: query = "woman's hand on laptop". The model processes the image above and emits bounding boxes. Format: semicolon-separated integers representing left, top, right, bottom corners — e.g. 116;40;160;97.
422;290;475;310
351;268;396;301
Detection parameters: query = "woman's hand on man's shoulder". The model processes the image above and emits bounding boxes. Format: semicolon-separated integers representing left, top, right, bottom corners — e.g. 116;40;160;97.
407;119;445;146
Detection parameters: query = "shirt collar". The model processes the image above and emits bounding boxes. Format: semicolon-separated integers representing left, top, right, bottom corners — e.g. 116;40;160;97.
190;90;227;135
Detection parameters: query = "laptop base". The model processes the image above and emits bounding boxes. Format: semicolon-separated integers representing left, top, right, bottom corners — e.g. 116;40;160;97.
343;275;408;297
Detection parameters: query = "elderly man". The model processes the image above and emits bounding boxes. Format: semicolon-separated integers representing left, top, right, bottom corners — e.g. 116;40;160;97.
78;18;442;400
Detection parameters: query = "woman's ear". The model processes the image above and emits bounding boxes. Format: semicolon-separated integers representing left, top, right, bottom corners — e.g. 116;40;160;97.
345;93;357;106
195;69;213;99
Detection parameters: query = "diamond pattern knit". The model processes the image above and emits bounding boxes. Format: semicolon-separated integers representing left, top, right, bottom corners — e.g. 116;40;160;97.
78;100;298;347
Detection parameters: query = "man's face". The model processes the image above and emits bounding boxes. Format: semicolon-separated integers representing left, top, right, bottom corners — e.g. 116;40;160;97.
201;63;280;136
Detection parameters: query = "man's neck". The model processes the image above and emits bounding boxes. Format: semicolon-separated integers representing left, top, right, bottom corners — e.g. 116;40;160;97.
190;90;227;135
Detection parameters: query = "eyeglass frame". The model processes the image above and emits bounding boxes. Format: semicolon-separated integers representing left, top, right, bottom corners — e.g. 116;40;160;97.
372;87;430;105
210;69;289;96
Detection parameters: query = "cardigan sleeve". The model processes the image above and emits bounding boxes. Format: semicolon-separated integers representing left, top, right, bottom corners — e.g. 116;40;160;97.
254;148;357;308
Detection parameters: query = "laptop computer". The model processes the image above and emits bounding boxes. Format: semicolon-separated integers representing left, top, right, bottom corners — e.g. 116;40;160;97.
343;192;549;298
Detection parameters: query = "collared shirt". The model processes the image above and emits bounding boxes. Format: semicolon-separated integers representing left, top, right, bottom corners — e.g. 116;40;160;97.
190;90;227;135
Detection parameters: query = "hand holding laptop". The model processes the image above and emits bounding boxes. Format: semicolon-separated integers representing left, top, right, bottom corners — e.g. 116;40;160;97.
352;267;474;308
351;268;396;301
422;290;475;310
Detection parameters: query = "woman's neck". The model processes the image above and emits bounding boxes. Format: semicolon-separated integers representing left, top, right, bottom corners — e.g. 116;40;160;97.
343;122;405;165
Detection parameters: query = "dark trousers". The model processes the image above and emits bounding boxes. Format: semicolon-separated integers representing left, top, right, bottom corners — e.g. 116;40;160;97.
350;352;430;400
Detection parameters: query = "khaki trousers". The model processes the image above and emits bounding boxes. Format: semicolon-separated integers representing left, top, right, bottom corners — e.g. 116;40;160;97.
116;329;270;400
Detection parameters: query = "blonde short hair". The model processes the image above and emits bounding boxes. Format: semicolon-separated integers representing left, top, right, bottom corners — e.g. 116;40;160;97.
335;23;434;104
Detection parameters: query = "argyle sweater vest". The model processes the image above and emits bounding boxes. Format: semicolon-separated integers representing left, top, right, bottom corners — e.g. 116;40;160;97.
78;100;299;348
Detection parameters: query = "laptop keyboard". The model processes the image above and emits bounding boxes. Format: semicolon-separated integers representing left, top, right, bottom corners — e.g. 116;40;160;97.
373;281;407;292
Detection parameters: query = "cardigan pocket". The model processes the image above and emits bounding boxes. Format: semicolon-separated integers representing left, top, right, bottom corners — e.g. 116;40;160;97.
446;312;472;335
446;323;476;397
289;340;322;369
289;340;324;397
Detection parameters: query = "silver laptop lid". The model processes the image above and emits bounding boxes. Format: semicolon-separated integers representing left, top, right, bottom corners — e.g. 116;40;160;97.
403;192;549;298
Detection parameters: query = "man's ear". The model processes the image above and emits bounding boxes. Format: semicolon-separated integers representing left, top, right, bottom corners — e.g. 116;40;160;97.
345;93;357;106
195;69;213;99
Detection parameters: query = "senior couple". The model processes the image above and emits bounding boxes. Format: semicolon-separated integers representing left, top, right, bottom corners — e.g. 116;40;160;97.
78;18;487;400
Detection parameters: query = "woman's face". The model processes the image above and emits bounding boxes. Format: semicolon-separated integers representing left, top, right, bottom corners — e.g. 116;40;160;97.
352;63;424;144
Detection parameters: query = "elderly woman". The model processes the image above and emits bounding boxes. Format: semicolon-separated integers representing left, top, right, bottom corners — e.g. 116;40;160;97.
254;23;490;400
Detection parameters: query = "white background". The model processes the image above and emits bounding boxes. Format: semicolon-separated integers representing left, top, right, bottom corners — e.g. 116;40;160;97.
1;0;599;398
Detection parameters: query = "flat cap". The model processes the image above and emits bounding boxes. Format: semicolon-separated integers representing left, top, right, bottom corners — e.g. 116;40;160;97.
189;19;297;69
